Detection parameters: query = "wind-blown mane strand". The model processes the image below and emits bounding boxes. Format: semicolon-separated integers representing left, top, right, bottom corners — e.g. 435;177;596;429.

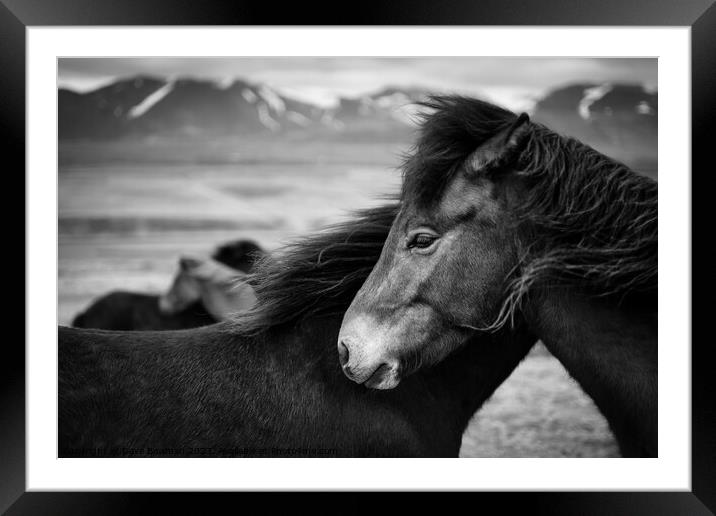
514;125;657;296
231;203;399;335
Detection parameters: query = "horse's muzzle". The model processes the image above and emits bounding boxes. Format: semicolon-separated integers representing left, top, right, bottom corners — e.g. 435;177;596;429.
337;336;401;390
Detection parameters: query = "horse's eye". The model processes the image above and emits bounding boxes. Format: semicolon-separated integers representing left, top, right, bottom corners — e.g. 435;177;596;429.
408;233;438;249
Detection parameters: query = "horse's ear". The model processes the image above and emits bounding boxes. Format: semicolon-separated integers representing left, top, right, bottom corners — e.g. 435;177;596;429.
467;113;530;175
179;256;202;271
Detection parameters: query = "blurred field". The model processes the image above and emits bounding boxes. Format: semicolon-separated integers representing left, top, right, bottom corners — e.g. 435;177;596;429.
58;138;619;457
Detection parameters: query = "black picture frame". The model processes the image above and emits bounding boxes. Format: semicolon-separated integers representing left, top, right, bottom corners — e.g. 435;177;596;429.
5;1;713;513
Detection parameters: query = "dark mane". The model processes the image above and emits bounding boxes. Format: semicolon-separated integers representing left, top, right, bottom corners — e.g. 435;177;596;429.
232;203;398;335
401;95;657;328
401;95;517;206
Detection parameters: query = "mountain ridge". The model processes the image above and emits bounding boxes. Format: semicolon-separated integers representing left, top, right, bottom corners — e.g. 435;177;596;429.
59;75;432;140
58;76;657;175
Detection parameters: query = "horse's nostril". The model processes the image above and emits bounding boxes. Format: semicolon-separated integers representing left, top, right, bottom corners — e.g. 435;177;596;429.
338;340;350;367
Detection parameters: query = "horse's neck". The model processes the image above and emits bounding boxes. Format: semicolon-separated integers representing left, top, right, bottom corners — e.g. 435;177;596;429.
527;290;657;457
422;328;536;437
284;316;535;446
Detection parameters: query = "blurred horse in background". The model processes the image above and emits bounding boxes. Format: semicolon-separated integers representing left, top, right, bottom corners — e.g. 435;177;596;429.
71;239;264;331
71;290;216;331
158;256;256;320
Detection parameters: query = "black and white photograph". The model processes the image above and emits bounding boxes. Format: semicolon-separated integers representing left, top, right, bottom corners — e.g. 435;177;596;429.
0;0;709;507
57;56;657;459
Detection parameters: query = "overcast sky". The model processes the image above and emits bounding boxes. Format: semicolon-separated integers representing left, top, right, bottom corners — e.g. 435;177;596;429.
58;57;657;111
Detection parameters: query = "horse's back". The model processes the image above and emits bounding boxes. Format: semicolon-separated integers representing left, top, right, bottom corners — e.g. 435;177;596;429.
58;324;235;454
58;324;321;455
57;324;457;457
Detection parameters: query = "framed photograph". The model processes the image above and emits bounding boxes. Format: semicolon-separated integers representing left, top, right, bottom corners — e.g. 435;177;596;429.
6;0;713;513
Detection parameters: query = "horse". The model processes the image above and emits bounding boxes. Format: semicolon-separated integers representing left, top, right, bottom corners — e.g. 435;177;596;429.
71;239;265;331
338;96;657;457
158;256;256;320
58;204;538;457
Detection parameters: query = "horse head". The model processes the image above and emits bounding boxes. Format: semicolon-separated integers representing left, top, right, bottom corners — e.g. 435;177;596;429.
337;106;532;389
159;255;257;320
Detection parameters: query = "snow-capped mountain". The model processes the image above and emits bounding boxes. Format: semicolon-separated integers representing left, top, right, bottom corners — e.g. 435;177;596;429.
531;83;657;172
531;82;657;120
59;77;166;139
331;87;430;124
58;76;431;140
58;77;657;174
60;76;335;139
